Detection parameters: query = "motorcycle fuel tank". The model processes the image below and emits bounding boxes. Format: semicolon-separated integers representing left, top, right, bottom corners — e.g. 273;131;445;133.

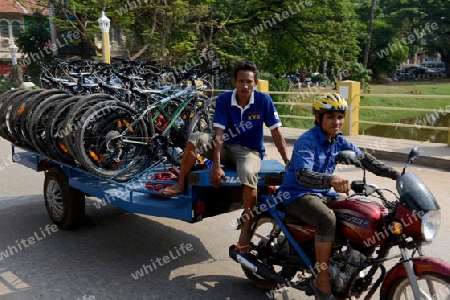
330;198;389;247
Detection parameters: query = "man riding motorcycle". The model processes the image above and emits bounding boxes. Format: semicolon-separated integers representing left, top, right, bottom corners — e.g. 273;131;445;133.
278;93;400;299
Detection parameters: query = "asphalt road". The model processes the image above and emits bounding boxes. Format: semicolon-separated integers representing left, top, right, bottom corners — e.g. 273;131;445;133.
0;138;449;300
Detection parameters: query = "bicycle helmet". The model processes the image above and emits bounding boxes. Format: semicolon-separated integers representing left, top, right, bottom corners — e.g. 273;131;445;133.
312;93;348;114
145;167;180;197
24;74;32;82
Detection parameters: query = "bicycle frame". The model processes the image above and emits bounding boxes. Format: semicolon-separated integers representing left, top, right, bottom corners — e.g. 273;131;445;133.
117;83;206;146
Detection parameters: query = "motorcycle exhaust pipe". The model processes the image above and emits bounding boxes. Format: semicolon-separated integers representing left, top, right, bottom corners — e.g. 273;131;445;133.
229;245;294;286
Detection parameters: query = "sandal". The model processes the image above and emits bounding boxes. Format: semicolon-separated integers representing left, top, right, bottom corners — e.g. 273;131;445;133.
236;242;252;255
310;278;336;300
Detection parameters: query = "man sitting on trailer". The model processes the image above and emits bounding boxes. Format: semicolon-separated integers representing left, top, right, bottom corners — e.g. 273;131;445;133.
161;60;289;253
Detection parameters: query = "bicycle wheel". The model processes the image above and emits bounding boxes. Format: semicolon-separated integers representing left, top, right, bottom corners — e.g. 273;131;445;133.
45;95;82;164
165;94;215;165
20;89;68;147
8;89;48;147
187;95;215;134
28;94;73;157
0;89;24;110
0;89;42;144
61;93;117;162
74;101;149;180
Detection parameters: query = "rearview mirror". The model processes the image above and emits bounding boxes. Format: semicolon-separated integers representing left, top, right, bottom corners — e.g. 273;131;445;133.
335;151;361;167
408;147;420;162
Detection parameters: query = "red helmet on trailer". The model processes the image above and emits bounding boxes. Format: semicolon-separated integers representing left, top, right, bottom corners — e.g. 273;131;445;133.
145;167;180;196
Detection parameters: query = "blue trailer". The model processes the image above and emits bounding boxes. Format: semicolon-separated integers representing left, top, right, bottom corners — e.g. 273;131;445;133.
12;145;285;229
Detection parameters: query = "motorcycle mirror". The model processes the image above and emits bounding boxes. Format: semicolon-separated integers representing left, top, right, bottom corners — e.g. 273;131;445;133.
335;151;361;167
402;147;420;175
408;147;420;162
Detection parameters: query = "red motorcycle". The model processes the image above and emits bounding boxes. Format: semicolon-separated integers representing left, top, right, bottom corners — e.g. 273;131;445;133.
229;147;450;299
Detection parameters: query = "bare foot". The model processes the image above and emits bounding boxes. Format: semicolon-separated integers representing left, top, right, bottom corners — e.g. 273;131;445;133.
160;183;184;195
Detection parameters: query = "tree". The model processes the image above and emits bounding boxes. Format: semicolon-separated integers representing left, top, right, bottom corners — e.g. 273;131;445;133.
366;19;409;80
31;0;368;82
380;0;450;77
15;12;51;61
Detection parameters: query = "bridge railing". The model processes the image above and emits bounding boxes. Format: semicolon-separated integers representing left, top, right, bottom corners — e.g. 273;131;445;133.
252;80;450;146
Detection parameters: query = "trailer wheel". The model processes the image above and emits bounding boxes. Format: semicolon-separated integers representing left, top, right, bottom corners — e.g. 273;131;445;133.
44;167;85;230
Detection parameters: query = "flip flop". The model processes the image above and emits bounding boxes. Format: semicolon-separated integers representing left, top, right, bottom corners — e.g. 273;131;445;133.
159;188;181;197
236;242;252;254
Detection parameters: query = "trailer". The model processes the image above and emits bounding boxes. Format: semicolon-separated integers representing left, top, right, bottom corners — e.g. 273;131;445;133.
12;145;285;229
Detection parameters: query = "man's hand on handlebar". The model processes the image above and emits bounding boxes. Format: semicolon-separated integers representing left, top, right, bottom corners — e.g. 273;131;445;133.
331;175;351;195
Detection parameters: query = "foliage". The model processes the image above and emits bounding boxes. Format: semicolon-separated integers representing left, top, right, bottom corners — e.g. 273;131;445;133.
373;0;450;78
366;19;409;79
17;0;449;86
343;61;373;92
15;12;51;62
0;76;12;93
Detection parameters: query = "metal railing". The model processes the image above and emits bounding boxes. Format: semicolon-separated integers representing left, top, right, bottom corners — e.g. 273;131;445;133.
257;88;450;146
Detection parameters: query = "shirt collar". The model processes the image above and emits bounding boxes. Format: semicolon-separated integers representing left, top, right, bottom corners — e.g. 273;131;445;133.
314;125;342;146
231;89;255;108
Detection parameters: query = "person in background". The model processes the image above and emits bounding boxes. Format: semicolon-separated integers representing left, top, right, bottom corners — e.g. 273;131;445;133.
19;74;38;90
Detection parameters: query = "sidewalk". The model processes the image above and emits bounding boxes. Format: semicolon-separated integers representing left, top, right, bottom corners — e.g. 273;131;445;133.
264;127;450;170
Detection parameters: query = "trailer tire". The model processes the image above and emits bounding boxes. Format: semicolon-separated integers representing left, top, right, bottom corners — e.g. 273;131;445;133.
44;167;85;230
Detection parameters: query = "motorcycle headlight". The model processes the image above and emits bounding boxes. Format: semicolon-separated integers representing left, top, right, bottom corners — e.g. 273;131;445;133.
422;210;441;241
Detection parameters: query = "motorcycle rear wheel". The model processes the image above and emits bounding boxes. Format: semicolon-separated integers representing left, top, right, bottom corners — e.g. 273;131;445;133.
384;272;450;300
242;215;297;291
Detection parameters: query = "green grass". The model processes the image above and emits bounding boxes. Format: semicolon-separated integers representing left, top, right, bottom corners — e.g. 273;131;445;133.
274;79;450;130
359;80;450;133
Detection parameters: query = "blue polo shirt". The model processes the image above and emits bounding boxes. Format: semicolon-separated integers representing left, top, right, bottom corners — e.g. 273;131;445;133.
279;125;361;205
213;89;281;158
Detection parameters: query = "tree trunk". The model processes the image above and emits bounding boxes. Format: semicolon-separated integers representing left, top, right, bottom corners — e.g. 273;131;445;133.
363;0;377;69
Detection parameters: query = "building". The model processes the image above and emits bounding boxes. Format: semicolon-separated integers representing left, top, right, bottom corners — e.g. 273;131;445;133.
0;0;48;75
0;0;126;75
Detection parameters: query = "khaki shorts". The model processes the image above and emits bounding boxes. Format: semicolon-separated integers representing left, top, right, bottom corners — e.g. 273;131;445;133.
188;132;261;189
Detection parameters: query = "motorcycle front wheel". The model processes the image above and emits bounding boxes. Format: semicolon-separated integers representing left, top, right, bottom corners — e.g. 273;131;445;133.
242;215;297;291
384;272;450;300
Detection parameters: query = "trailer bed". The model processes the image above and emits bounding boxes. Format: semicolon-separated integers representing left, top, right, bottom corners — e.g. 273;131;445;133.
12;145;285;227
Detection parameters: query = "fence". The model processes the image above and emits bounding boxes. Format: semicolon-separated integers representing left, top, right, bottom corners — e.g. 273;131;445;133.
255;80;450;146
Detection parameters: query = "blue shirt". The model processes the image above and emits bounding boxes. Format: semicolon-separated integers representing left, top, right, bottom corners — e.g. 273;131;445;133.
213;89;281;158
279;125;361;205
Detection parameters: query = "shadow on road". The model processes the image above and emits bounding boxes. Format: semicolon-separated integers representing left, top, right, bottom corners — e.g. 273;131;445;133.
0;196;228;299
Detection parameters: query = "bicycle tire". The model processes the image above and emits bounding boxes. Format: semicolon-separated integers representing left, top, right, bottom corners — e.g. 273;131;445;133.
28;94;73;157
20;89;68;147
0;89;42;144
74;101;148;179
164;94;215;165
0;89;24;109
45;95;82;164
8;89;46;147
61;93;117;161
0;89;29;141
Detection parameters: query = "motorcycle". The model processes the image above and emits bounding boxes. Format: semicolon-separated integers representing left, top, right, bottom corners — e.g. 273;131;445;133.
229;147;450;299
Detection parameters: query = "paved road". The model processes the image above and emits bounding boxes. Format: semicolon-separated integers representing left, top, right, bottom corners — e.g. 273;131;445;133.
0;138;449;300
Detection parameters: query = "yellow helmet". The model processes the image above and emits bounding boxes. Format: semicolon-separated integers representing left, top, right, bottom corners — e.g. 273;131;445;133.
312;93;348;114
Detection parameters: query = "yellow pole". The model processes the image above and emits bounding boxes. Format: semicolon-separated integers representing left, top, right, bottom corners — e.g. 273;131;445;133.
447;120;450;146
336;81;361;136
257;79;269;93
102;31;110;64
98;11;111;64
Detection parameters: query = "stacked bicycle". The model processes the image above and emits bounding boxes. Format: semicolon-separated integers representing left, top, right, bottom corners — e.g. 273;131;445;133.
38;57;217;100
1;67;216;182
